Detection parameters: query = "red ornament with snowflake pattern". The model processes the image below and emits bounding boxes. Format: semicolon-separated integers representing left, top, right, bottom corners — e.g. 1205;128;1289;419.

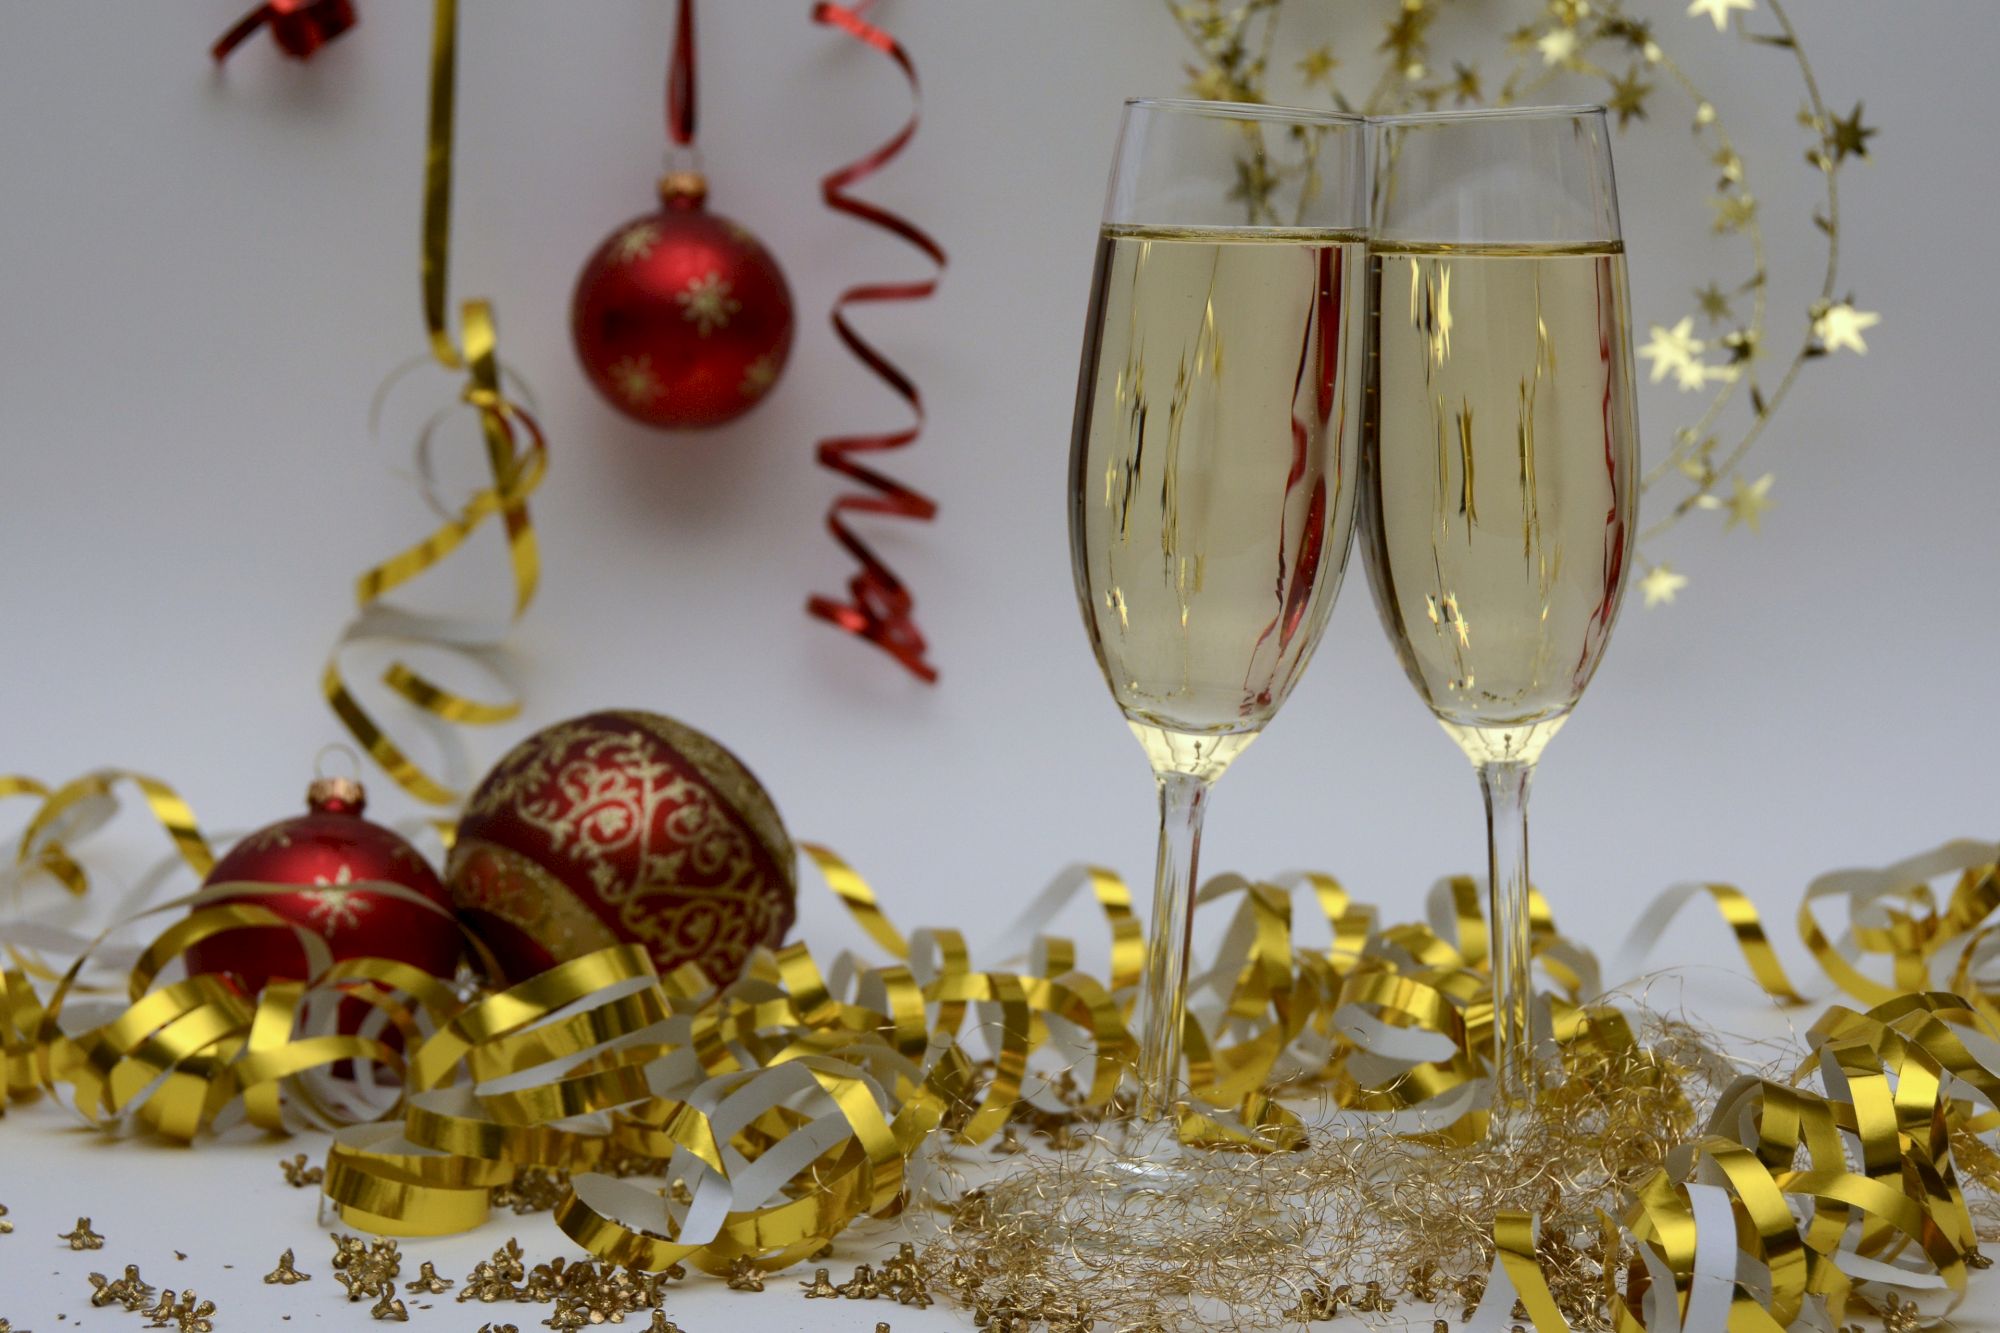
181;775;461;992
570;172;794;430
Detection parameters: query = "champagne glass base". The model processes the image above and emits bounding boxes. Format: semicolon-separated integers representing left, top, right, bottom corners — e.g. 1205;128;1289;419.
1039;1118;1294;1257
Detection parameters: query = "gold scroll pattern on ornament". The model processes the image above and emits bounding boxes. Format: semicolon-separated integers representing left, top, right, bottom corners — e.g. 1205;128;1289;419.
454;714;794;977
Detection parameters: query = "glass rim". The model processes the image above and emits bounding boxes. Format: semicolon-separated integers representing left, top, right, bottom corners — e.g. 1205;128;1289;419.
1123;95;1365;128
1372;103;1607;126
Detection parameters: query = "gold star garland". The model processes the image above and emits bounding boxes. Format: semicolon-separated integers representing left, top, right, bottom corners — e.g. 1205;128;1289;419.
1165;0;1880;608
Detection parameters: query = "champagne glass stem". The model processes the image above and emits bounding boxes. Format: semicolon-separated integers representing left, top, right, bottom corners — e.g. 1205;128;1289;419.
1477;759;1535;1130
1135;769;1210;1123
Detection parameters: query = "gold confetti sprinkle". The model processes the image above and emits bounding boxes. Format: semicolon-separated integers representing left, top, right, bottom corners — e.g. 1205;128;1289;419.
262;1250;310;1285
58;1218;104;1250
331;1235;403;1302
87;1266;155;1310
403;1261;452;1294
368;1282;409;1322
278;1154;323;1188
726;1257;767;1291
802;1268;841;1298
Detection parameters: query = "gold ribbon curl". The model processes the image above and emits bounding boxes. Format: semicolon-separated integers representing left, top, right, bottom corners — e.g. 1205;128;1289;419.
322;0;544;807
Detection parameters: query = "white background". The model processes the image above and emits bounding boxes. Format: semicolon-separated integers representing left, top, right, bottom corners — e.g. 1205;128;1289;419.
1;1;1996;1328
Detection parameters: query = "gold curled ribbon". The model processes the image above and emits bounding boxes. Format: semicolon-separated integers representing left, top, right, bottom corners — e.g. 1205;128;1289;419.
5;771;1997;1325
321;0;544;807
6;882;464;1140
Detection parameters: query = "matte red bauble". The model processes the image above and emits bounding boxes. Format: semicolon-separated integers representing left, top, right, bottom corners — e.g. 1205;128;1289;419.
446;710;796;987
182;776;461;990
571;173;794;430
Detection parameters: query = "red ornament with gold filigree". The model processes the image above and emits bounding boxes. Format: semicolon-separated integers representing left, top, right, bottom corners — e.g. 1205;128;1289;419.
446;710;797;986
570;173;794;429
182;775;461;991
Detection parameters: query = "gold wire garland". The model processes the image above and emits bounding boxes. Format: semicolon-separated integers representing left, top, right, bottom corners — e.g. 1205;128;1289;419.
1165;0;1876;609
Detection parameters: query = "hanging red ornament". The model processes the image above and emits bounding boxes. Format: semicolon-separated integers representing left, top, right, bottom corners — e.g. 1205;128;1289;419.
570;0;794;430
182;774;461;992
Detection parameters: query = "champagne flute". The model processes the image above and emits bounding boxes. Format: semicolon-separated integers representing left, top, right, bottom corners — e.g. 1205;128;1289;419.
1070;98;1369;1137
1360;106;1637;1130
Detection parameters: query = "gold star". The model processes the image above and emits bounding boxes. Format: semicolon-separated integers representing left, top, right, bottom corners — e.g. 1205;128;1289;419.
1717;472;1774;532
1450;61;1481;103
1686;0;1753;31
1187;66;1250;103
1712;145;1743;184
609;355;663;406
1297;44;1338;86
1708;191;1758;233
1694;282;1733;323
1605;64;1652;127
1814;301;1879;354
1827;101;1877;162
611;222;663;265
1536;27;1579;65
1638;317;1704;385
677;272;742;336
1381;6;1433;66
1640;565;1689;608
1603;16;1654;50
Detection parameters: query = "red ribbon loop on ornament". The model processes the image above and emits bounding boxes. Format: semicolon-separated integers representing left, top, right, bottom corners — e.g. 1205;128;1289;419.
211;0;357;63
806;0;944;684
667;0;697;148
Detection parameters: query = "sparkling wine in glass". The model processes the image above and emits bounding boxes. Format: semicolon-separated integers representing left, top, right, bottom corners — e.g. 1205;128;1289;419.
1361;106;1637;1130
1070;98;1369;1134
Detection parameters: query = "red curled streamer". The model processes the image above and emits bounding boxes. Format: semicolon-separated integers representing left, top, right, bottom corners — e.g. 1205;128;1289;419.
211;0;357;63
806;0;943;683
